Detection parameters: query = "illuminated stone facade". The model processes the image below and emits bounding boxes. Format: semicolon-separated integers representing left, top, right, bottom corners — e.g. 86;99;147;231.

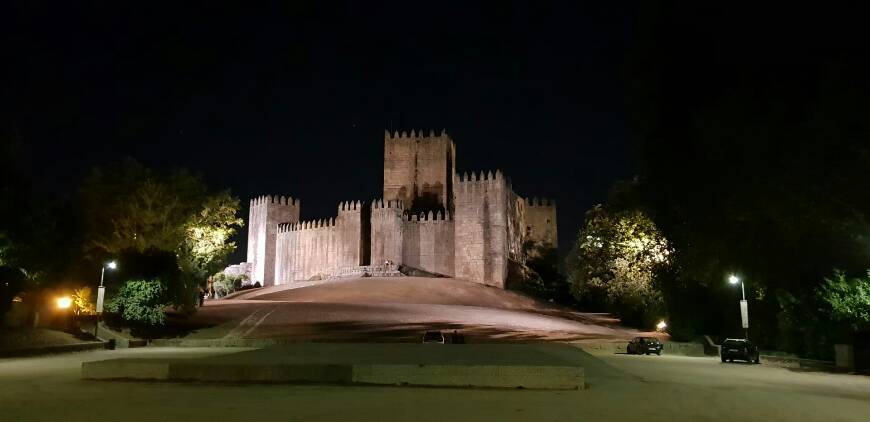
234;130;557;289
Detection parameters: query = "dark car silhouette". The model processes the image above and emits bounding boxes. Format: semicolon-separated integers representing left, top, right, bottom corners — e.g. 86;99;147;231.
422;330;445;344
627;337;663;355
720;338;760;363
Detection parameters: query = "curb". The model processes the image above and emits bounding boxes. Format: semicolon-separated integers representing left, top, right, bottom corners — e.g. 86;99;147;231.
0;341;108;358
82;360;584;390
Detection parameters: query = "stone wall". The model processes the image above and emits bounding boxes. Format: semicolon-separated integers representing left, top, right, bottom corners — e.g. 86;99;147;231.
370;199;405;266
247;195;300;286
453;171;509;287
524;197;558;248
383;130;456;213
275;218;335;283
506;191;527;262
402;211;455;276
274;201;366;284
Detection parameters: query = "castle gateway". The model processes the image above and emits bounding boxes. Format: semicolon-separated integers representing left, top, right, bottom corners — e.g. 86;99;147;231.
234;130;556;289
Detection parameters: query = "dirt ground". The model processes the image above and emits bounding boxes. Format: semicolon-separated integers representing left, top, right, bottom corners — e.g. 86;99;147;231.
169;277;643;342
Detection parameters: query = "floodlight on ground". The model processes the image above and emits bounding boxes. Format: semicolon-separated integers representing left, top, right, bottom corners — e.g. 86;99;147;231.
656;320;667;331
56;296;72;309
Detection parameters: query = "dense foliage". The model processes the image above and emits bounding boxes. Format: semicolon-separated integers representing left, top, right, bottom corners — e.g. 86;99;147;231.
514;241;572;305
566;205;670;327
0;135;242;327
819;271;870;331
602;4;870;356
71;287;96;316
105;279;169;326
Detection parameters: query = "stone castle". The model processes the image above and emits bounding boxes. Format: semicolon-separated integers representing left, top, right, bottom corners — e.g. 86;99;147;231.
228;130;557;289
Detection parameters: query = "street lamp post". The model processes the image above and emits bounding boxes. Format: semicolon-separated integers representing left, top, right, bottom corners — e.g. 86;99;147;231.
95;261;117;338
728;275;749;339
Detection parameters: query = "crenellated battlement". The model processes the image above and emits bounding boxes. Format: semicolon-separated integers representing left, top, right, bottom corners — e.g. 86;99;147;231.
279;217;337;233
337;200;364;212
454;170;507;195
384;128;451;142
251;194;299;207
456;170;505;183
371;198;405;210
405;210;452;222
525;197;557;207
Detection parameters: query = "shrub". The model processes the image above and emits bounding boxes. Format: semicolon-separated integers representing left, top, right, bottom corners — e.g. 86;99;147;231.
212;273;247;298
105;279;168;326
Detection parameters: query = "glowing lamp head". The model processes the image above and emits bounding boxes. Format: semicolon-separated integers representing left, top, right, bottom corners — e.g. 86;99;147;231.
106;261;117;270
56;296;72;309
728;275;740;285
656;320;668;331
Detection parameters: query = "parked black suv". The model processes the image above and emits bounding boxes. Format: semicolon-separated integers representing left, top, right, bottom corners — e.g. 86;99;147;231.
720;338;760;363
627;337;663;355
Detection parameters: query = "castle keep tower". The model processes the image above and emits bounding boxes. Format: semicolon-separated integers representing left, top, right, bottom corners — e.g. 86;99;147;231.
383;130;456;214
233;129;557;289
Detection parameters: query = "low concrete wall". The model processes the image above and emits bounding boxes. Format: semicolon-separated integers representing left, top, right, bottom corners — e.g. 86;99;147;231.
576;341;706;357
83;343;587;390
83;360;583;389
83;360;171;380
352;364;582;389
759;355;839;371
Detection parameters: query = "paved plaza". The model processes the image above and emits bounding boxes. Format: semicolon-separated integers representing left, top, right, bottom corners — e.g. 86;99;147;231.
2;347;868;421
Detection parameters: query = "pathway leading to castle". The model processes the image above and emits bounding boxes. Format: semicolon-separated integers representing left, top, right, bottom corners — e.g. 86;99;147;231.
172;277;641;343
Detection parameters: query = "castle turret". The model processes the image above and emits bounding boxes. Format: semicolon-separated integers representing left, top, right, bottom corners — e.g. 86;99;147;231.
524;197;558;248
247;195;300;286
453;170;509;287
371;199;405;266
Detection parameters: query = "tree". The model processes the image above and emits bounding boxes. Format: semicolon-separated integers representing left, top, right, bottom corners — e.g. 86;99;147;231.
71;287;96;316
178;191;244;283
514;240;573;305
105;279;169;327
1;126;82;316
567;204;671;327
0;266;27;318
79;160;243;314
79;160;207;256
621;4;870;352
819;270;870;331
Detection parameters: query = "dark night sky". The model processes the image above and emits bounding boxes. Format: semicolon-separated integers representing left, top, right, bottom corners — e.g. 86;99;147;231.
4;2;637;260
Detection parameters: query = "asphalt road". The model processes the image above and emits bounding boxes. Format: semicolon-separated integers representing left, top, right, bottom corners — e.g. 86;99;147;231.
1;347;868;421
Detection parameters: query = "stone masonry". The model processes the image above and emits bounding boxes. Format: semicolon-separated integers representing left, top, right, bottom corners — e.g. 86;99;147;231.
231;130;557;288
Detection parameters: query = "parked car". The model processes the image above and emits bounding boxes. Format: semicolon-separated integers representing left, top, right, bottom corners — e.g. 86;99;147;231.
627;337;663;355
422;330;445;344
720;338;760;363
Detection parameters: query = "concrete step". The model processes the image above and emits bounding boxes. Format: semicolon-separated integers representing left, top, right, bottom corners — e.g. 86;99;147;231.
82;343;586;390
